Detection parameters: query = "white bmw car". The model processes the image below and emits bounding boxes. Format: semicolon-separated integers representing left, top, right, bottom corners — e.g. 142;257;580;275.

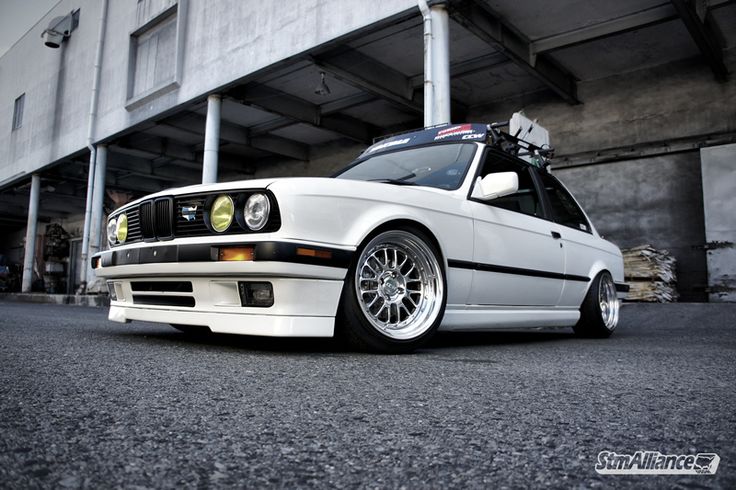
93;123;628;353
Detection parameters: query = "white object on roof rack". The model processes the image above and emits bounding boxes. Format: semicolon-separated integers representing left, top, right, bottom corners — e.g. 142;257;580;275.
510;112;550;164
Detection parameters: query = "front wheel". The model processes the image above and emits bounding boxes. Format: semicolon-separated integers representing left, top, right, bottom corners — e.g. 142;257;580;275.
573;271;619;338
338;229;446;353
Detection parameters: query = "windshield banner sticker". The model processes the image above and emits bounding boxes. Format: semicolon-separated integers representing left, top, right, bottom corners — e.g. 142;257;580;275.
367;138;411;154
434;124;474;140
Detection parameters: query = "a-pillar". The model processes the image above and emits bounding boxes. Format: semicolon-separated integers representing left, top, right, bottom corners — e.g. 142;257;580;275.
21;174;41;293
202;94;221;184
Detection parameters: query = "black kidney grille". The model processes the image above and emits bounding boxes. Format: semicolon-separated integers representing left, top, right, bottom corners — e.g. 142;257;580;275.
154;198;174;238
126;207;142;242
139;201;155;239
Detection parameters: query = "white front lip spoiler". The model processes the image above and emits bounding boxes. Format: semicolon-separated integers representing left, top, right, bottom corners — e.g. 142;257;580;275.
109;305;336;337
95;260;347;281
99;258;348;338
106;273;344;337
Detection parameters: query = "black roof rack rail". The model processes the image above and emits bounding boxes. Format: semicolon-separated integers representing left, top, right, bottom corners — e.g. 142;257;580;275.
487;121;554;168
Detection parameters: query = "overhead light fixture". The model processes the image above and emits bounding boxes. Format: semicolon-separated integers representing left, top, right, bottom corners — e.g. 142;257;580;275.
314;71;331;96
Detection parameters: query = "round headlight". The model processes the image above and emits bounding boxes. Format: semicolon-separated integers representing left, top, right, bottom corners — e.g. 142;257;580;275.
116;213;128;244
210;194;234;233
244;193;270;231
106;217;117;245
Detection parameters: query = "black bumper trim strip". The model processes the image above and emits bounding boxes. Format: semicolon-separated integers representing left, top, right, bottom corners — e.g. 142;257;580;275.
93;242;353;270
615;283;630;293
448;259;590;283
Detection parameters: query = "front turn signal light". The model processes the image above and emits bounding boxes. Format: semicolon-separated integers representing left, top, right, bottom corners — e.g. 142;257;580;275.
218;246;255;262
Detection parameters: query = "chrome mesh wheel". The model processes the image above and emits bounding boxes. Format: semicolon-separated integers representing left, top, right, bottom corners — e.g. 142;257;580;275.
354;230;444;340
598;273;619;330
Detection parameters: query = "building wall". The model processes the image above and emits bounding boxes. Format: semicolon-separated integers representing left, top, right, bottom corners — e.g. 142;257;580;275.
0;0;416;187
0;0;100;188
469;52;736;301
555;153;707;302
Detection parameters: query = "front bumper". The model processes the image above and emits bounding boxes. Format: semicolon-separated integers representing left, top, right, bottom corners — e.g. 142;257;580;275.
93;240;353;337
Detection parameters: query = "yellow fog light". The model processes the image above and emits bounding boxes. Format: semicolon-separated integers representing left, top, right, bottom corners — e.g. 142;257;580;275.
210;195;234;233
116;213;128;243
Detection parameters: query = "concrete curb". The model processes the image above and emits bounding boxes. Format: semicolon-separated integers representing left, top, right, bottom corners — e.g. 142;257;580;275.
0;293;110;307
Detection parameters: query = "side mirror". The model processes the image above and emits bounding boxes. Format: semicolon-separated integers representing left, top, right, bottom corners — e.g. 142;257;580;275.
471;172;519;201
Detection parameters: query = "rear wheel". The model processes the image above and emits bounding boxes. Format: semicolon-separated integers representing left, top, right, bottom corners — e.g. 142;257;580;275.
573;271;619;338
338;229;446;353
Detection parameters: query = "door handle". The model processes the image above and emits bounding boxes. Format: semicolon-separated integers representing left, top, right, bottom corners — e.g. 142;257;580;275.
551;231;561;239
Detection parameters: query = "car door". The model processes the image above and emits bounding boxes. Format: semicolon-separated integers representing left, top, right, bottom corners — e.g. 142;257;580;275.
466;151;565;306
534;171;601;307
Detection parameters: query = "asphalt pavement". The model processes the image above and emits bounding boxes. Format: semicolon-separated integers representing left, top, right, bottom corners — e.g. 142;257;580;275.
0;301;734;489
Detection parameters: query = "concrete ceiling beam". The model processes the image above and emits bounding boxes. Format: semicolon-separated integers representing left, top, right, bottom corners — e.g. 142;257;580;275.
671;0;729;81
449;0;579;104
250;135;310;161
229;84;376;143
311;48;423;114
530;4;679;54
410;52;510;86
0;193;82;214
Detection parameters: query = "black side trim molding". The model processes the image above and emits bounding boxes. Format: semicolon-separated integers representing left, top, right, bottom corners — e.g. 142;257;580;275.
615;283;630;293
448;259;590;282
93;242;353;269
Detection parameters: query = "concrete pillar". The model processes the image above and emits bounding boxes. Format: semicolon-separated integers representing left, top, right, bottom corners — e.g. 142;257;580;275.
430;2;451;125
202;94;221;184
87;144;107;291
21;174;41;293
79;147;97;291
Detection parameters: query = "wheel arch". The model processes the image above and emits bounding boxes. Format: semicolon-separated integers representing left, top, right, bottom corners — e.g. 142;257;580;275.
580;262;613;300
354;218;447;270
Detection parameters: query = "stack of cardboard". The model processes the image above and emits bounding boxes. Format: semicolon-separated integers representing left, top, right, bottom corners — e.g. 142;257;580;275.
622;245;678;302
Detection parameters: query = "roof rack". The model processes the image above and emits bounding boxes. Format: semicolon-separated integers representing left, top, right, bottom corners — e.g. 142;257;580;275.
487;121;554;169
369;120;554;168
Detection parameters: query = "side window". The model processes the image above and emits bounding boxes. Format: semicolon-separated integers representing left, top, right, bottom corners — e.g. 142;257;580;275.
538;173;591;233
478;153;542;218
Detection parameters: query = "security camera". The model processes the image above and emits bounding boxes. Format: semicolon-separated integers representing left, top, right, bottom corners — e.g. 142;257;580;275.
41;10;79;49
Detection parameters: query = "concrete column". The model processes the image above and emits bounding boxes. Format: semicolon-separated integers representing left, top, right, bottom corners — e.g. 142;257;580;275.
79;147;97;291
430;2;451;125
202;94;221;184
21;174;41;293
87;144;108;290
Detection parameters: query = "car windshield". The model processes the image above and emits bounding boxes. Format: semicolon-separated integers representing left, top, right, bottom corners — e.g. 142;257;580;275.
335;143;477;190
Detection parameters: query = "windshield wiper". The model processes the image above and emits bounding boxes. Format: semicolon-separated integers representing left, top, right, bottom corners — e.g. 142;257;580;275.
368;178;418;186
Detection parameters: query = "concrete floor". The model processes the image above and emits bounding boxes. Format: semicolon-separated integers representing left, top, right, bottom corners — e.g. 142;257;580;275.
0;302;734;488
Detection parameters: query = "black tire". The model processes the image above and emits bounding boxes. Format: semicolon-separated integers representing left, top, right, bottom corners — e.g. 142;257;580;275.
337;227;447;354
170;324;211;335
573;271;619;338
